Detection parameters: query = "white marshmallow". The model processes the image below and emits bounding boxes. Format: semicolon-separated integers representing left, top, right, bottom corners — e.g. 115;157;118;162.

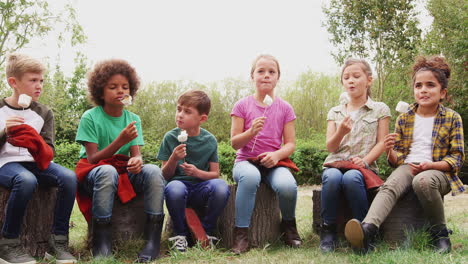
339;92;350;105
121;95;132;106
395;101;410;113
263;94;274;106
18;94;32;108
178;130;188;143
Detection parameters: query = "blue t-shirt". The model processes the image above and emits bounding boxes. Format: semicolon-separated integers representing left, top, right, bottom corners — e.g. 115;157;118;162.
75;106;143;158
157;127;218;182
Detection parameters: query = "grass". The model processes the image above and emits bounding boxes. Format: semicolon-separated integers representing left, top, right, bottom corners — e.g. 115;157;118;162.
57;186;467;263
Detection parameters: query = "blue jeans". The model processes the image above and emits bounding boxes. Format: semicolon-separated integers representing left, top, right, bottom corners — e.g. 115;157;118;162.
320;168;368;224
0;162;77;238
165;179;230;236
232;161;298;228
82;164;165;220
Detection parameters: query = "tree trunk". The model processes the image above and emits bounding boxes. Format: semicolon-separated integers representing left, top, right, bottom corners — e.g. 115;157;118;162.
379;188;430;243
312;188;430;243
165;184;282;249
217;184;281;249
312;189;352;236
0;186;57;257
86;194;146;248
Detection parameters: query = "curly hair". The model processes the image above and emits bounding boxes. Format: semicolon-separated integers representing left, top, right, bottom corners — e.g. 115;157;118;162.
87;59;140;106
412;56;451;90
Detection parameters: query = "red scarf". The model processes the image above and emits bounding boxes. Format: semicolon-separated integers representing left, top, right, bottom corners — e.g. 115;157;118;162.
247;155;300;177
75;154;136;222
323;160;383;189
7;124;53;170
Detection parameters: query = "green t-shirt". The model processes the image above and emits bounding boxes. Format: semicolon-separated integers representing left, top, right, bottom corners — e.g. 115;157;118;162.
75;106;144;158
157;127;218;182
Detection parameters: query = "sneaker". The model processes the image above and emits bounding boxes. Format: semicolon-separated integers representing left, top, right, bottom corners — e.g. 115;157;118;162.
44;234;77;264
0;238;36;264
168;236;188;252
206;235;220;248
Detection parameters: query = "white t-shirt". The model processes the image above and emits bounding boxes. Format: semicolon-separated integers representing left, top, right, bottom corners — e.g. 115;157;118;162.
404;114;434;164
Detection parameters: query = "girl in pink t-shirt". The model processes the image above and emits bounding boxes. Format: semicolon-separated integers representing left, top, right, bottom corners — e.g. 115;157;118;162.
230;54;301;254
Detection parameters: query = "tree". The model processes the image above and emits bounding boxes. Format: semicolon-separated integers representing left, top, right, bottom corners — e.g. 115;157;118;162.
0;1;84;66
40;52;91;143
422;0;468;140
282;71;341;138
323;0;422;100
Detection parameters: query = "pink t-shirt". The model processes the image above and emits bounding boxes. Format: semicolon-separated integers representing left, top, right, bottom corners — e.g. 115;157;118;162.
230;95;296;162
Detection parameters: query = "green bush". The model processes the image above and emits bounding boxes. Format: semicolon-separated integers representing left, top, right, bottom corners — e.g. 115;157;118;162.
54;137;393;184
54;141;81;170
218;141;236;184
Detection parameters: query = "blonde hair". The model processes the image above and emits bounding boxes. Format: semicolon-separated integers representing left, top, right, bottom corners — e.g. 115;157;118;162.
250;54;281;79
6;53;45;79
341;58;373;98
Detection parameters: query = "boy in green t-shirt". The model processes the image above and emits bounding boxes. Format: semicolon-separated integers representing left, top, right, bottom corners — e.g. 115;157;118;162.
75;59;165;262
157;90;230;252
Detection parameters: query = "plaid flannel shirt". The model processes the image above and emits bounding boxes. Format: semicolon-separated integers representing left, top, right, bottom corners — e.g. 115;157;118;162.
393;103;465;195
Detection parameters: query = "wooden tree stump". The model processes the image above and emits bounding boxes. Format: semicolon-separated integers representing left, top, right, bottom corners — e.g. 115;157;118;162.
379;189;430;243
0;186;58;257
217;184;281;249
86;194;146;247
164;184;281;249
312;188;430;243
312;189;352;236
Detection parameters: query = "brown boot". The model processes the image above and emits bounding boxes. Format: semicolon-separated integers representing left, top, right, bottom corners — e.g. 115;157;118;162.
231;227;249;254
281;218;302;247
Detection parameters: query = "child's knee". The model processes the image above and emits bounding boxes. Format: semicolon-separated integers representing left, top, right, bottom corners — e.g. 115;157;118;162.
412;174;434;200
143;164;164;185
15;172;37;192
209;179;230;198
164;181;187;200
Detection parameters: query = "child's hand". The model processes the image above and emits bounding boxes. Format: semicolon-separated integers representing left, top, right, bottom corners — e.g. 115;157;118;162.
127;156;143;174
5;116;25;132
409;161;432;176
249;116;267;136
350;157;365;168
384;133;398;151
259;152;280;168
172;144;186;161
337;116;352;136
117;121;138;144
180;162;198;176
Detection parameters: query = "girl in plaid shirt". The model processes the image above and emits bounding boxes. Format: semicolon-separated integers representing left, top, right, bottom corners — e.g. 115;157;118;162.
345;56;464;254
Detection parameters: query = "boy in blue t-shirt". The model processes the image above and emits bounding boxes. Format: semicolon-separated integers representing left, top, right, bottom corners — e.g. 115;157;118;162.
157;90;230;252
75;59;165;262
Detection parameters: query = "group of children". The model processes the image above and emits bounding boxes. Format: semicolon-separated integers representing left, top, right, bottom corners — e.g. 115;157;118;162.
0;52;463;264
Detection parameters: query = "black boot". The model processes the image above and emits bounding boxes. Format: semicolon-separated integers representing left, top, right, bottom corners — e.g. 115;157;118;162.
136;214;165;262
231;227;249;255
319;223;337;252
345;219;378;254
281;218;302;248
92;218;112;258
429;225;451;254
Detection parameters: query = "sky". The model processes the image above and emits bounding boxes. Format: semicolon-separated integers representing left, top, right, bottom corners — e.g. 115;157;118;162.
21;0;431;84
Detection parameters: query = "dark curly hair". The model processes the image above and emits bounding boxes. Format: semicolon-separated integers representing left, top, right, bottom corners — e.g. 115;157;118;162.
87;59;140;106
412;56;451;102
412;56;451;90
